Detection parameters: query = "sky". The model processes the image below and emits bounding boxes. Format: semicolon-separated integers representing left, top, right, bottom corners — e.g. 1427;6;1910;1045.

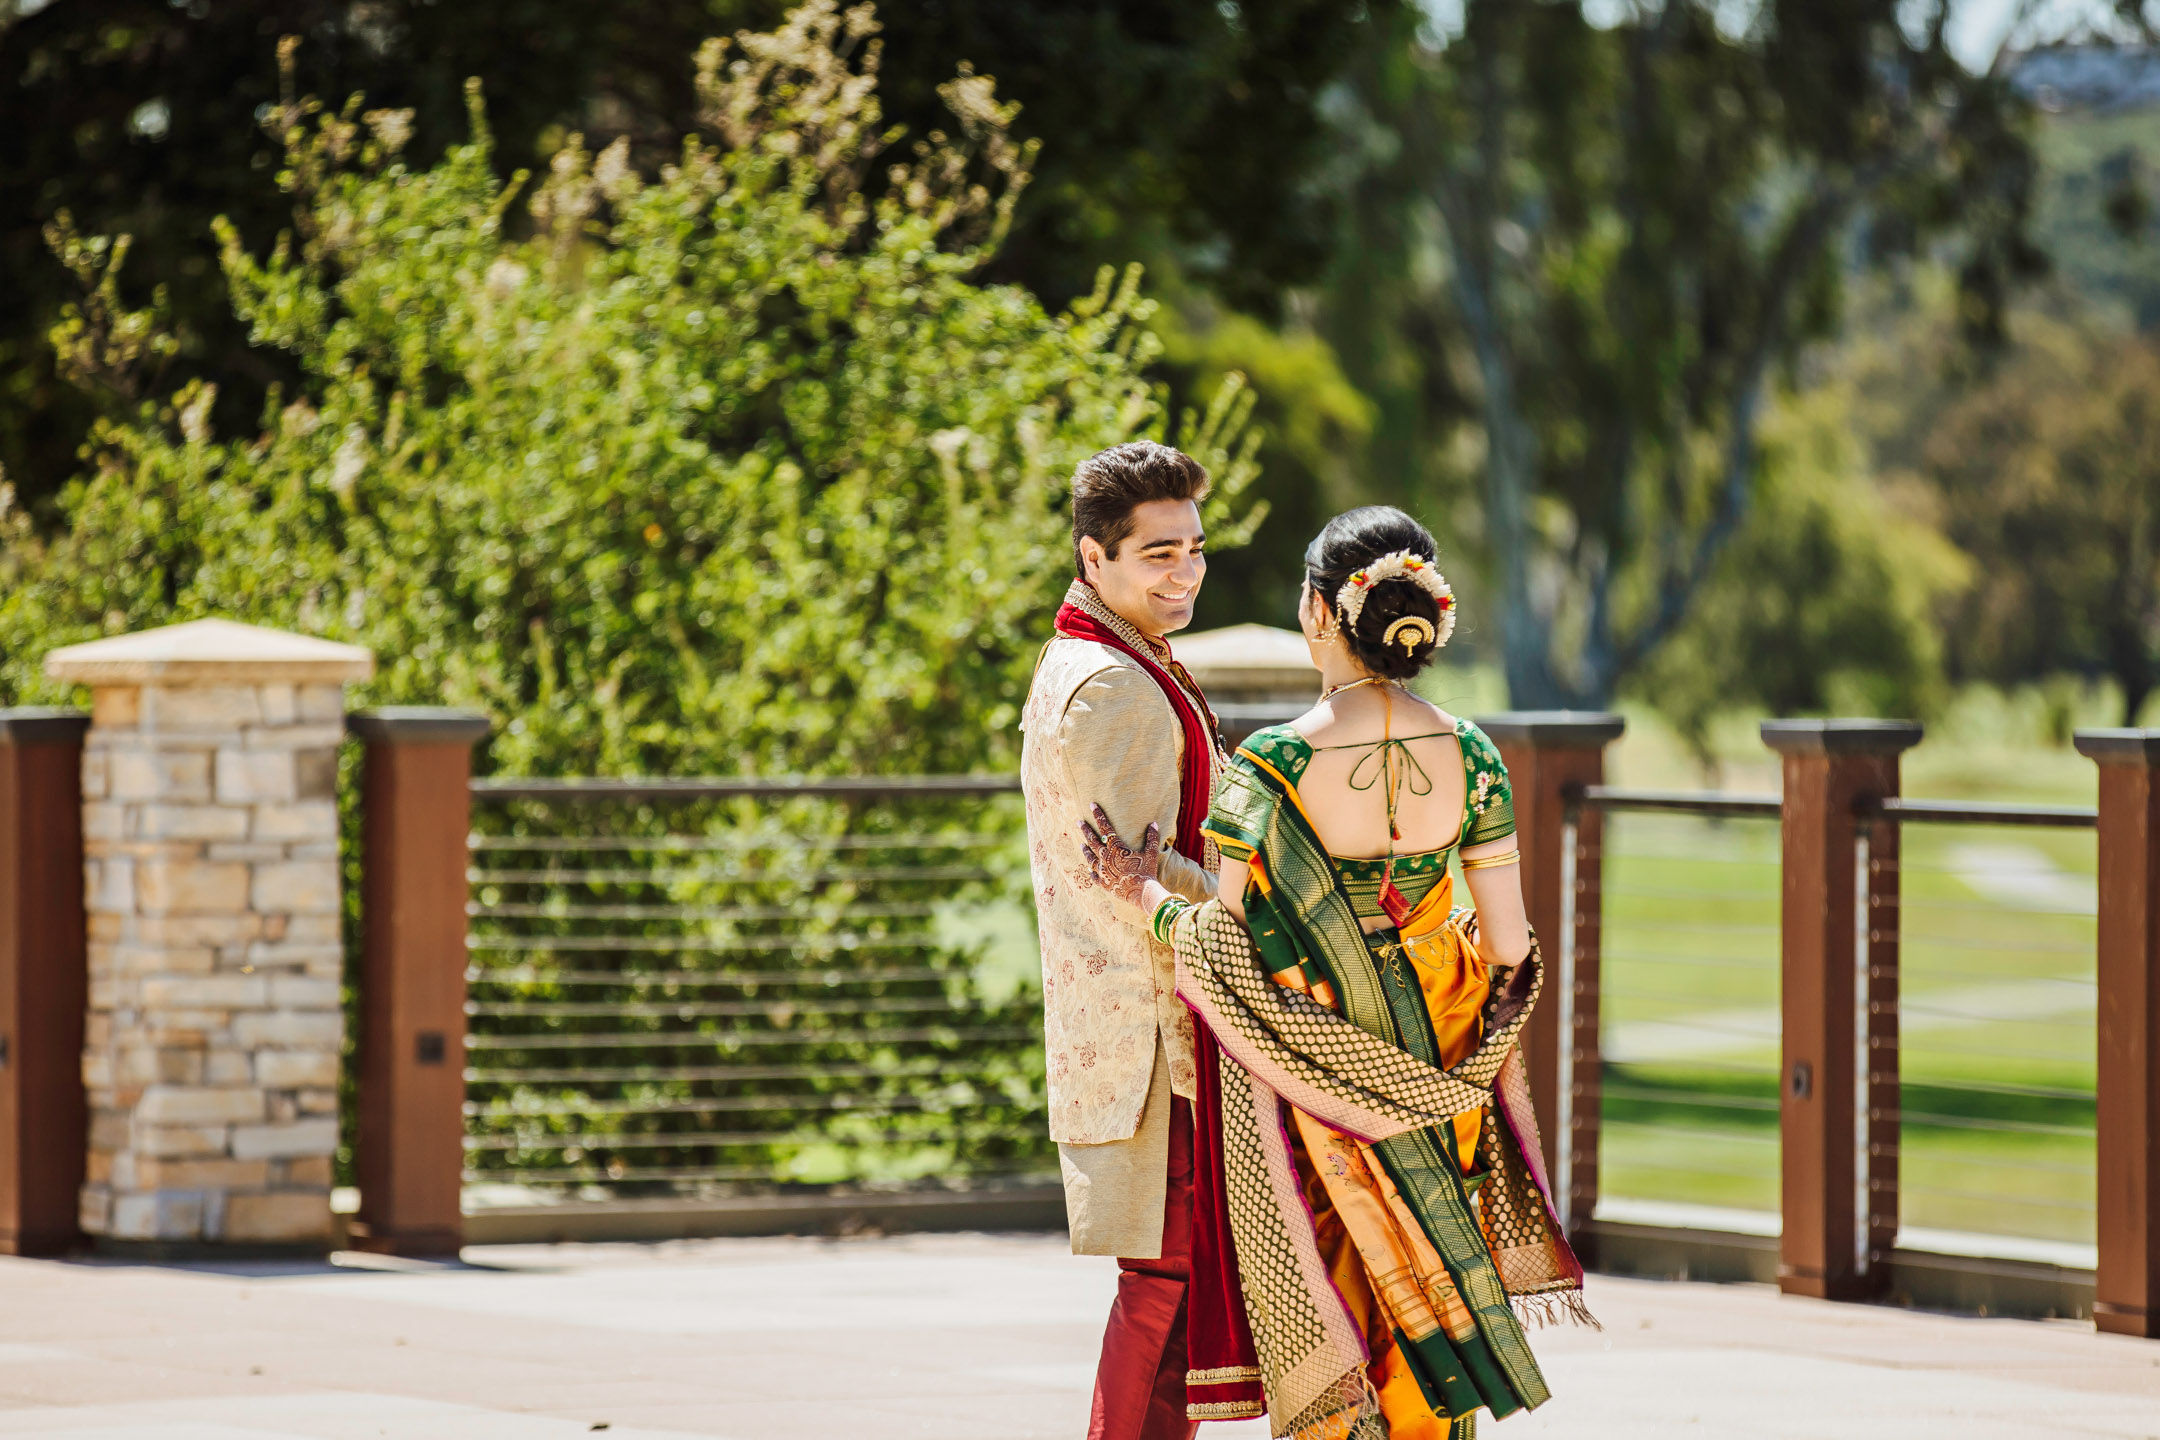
1410;0;2137;73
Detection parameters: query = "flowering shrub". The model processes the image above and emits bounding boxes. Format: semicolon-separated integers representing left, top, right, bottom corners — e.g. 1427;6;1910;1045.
3;1;1261;780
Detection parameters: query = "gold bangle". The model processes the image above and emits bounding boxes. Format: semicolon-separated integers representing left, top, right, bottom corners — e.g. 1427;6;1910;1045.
1461;848;1520;871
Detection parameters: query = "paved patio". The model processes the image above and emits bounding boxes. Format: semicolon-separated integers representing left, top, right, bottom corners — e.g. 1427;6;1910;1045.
0;1233;2156;1438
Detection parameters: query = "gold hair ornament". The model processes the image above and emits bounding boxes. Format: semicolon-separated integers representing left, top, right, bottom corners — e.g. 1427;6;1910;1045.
1382;615;1437;654
1335;550;1457;647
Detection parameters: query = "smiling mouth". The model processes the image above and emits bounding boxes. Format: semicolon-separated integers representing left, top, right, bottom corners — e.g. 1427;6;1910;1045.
1155;589;1193;605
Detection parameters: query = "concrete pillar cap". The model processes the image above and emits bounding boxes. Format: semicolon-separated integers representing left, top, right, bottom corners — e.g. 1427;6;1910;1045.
1475;711;1626;748
45;619;373;687
1760;718;1922;756
0;706;90;744
346;708;492;746
2072;728;2160;765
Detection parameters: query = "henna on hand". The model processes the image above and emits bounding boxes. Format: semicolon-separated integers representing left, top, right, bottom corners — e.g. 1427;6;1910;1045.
1079;804;1161;908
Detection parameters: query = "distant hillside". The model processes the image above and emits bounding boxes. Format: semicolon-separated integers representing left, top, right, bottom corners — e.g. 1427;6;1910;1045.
2011;45;2160;114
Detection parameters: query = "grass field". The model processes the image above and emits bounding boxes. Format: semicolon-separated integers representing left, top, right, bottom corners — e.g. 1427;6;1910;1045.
1589;683;2103;1256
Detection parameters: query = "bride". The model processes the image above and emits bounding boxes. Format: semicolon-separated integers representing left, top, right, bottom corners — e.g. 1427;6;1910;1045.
1083;506;1587;1440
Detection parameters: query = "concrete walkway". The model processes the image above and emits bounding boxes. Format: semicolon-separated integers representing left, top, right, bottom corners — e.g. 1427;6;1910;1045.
1;1234;2156;1438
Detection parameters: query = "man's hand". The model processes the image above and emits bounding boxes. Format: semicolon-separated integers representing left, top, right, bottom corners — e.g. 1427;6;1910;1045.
1079;804;1161;909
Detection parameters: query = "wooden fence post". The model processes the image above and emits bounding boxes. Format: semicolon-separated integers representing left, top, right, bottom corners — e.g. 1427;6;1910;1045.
0;709;89;1256
2073;728;2160;1338
1479;711;1625;1239
1761;718;1919;1302
348;708;490;1257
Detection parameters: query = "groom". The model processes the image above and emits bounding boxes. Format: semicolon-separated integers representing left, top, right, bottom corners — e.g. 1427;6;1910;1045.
1021;440;1222;1440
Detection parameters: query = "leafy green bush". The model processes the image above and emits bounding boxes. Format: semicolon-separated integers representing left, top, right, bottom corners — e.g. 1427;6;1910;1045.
2;1;1259;782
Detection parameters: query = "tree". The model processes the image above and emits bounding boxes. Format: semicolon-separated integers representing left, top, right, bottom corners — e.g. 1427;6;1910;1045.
1925;315;2160;723
0;0;1379;518
0;2;1259;780
1332;0;2041;707
1635;382;1968;766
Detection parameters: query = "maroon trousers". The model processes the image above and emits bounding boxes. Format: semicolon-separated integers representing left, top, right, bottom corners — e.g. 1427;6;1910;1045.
1089;1097;1199;1440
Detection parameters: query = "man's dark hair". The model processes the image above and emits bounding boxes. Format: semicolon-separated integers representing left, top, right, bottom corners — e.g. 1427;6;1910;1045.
1070;441;1211;577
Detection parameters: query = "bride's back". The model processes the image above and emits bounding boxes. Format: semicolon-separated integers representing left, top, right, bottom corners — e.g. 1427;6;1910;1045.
1292;687;1466;860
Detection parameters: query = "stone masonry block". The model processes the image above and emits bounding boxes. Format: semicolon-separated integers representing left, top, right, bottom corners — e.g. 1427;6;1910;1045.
86;857;134;915
108;749;212;803
141;685;263;731
229;1118;338;1160
258;683;297;725
140;974;267;1010
295;748;338;800
136;859;249;915
215;749;295;805
224;1190;331;1243
111;943;214;975
208;843;291;862
92;687;140;727
251;860;340;915
136;1157;271;1191
243;723;346;751
79;1184;113;1234
244;942;344;972
296;684;345;722
80;748;109;800
251;801;339;841
232;1011;343;1050
137;804;250;842
136;1086;265;1125
133;915;264;946
116;1047;205;1087
267;975;341;1010
254;1050;338;1088
83;802;124;842
277;1155;334;1187
111;1189;206;1241
296;1089;338;1115
137;1125;230;1158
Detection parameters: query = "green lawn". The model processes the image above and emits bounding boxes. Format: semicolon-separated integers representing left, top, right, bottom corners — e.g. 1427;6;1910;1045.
1590;727;2099;1254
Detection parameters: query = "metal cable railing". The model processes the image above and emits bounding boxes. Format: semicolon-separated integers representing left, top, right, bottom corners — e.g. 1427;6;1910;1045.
1580;792;1784;1231
460;778;1050;1205
1870;815;2097;1262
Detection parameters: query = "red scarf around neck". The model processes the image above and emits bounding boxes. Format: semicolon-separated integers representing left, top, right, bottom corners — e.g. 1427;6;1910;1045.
1052;595;1217;865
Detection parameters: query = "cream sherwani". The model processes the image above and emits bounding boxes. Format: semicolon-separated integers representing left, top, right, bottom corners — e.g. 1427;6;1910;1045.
1021;580;1220;1258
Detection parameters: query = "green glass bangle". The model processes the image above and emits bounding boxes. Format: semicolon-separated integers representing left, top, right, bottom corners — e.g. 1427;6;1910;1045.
1150;894;1190;945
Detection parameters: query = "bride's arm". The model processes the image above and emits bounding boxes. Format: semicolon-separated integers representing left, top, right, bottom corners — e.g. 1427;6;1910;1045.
1215;855;1249;922
1461;836;1530;968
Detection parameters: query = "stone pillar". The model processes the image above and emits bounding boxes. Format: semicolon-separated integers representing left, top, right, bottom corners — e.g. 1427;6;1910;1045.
46;619;372;1252
1761;718;1920;1302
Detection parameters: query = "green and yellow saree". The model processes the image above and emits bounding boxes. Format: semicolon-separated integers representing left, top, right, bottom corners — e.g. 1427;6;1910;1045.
1168;724;1590;1440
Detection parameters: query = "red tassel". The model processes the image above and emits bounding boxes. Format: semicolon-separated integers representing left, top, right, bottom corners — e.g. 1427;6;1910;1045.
1379;872;1411;929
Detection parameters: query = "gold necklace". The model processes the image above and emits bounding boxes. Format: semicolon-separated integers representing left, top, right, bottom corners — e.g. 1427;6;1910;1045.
1320;675;1397;702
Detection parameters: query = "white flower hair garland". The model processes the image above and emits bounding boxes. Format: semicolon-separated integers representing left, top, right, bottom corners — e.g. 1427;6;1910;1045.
1334;550;1457;651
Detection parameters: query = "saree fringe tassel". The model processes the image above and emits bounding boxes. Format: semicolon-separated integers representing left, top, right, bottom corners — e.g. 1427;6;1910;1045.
1510;1289;1601;1332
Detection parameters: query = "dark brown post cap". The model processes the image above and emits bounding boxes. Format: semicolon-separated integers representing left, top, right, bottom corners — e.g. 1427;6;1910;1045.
346;707;492;747
1760;719;1923;756
2073;728;2160;765
1474;711;1625;748
0;706;90;744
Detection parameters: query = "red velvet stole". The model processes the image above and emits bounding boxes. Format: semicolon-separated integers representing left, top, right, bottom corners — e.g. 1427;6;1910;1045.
1051;599;1216;862
1051;594;1265;1420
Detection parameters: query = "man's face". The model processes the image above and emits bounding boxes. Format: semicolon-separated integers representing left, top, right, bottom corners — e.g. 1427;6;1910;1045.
1081;498;1206;638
